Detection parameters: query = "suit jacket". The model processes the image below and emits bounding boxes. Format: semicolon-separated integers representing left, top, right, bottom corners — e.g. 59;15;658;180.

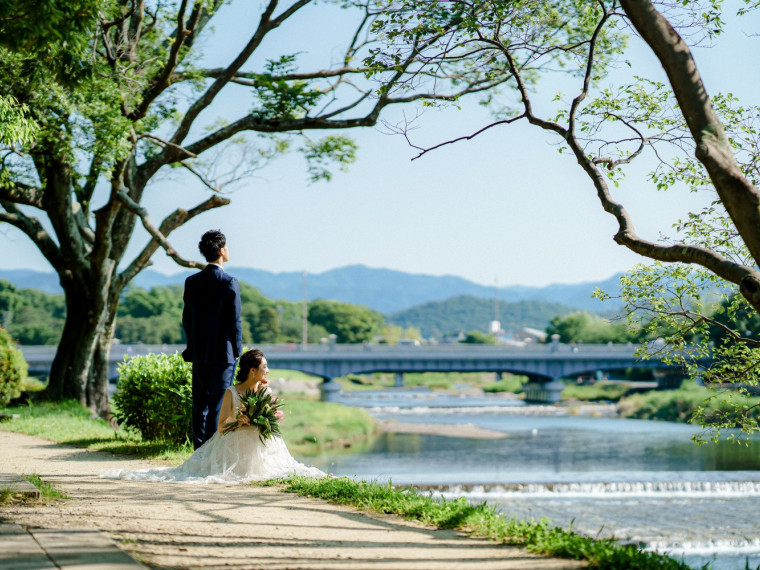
182;264;242;364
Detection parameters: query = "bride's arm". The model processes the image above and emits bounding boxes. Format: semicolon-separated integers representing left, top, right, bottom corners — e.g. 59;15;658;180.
217;389;235;433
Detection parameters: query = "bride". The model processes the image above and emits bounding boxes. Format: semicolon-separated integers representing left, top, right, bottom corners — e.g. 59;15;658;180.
102;349;326;484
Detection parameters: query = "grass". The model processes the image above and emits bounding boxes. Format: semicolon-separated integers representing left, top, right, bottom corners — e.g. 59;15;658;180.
283;397;377;456
265;476;694;570
0;396;377;463
339;371;528;394
0;399;192;463
0;473;68;505
561;381;632;402
25;474;69;501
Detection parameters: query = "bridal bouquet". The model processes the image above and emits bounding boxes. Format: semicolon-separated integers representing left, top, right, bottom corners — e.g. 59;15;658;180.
223;385;285;443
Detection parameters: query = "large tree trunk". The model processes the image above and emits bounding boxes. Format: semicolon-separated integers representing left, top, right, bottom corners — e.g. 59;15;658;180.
44;279;115;416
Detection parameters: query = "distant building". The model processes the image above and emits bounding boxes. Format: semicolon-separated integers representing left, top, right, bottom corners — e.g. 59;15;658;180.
513;327;547;343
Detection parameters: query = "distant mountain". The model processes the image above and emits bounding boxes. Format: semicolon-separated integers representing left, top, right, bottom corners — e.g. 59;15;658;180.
0;264;622;314
0;270;63;294
389;295;577;338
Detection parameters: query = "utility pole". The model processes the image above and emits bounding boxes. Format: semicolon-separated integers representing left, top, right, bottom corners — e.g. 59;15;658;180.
494;276;499;324
301;271;307;349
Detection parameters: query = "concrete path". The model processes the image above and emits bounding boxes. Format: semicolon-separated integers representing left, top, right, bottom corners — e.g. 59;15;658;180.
0;430;586;569
1;523;143;569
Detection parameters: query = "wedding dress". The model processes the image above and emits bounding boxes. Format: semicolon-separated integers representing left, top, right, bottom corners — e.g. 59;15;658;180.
101;387;326;484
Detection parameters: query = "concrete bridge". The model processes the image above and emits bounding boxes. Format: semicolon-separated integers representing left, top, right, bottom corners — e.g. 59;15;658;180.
20;340;679;403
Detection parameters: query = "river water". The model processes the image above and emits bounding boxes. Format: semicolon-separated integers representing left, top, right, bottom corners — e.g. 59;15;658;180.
307;389;760;570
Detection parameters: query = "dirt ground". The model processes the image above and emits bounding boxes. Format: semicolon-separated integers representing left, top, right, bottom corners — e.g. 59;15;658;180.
0;430;586;569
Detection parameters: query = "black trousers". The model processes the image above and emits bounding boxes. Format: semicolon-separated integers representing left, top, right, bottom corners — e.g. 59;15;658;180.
191;362;236;449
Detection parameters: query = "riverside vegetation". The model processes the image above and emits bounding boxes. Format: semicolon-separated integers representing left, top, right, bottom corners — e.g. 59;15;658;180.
1;352;376;461
266;477;693;570
0;401;692;568
339;370;760;436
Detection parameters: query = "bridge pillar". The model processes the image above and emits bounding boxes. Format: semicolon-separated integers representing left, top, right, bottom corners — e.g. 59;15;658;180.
523;380;564;404
394;372;404;388
320;378;342;402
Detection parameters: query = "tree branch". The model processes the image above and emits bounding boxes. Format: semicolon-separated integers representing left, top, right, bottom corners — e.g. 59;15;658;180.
0;182;45;208
620;0;760;278
166;0;302;147
116;191;230;286
0;201;63;271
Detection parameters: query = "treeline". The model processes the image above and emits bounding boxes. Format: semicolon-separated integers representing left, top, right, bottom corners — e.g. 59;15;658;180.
0;280;387;345
389;295;576;339
545;295;759;345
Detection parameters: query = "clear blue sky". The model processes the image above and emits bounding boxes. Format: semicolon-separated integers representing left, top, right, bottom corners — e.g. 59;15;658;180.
2;1;755;287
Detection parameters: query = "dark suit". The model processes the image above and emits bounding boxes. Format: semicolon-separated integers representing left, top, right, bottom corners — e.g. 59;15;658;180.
182;264;243;449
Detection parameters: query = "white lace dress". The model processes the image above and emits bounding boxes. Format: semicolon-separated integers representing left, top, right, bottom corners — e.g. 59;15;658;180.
101;387;326;484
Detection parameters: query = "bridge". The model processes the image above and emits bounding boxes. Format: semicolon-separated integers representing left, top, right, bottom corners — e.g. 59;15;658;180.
19;340;679;403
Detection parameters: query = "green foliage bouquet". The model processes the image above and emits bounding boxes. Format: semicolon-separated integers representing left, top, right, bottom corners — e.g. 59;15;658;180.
223;385;284;443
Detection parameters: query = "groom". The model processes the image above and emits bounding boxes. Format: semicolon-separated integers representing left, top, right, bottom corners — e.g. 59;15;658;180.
182;229;243;449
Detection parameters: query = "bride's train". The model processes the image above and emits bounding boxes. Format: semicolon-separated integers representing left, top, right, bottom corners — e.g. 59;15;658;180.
101;427;326;484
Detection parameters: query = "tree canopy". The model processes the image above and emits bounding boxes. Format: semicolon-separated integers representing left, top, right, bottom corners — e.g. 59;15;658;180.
0;0;504;414
368;0;760;440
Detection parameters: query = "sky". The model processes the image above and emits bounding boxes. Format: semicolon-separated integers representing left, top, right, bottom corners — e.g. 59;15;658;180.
2;1;757;288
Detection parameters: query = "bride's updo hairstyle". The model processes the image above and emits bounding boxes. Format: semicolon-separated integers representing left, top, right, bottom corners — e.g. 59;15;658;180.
236;349;265;384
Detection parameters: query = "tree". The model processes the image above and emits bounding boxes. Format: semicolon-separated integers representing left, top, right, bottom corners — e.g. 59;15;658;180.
460;330;496;345
0;0;98;147
370;1;760;440
546;311;641;344
0;1;504;414
253;307;281;344
308;299;384;343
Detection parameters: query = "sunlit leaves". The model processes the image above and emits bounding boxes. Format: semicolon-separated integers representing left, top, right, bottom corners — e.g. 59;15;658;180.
612;262;760;442
251;56;325;121
301;135;358;183
0;96;36;146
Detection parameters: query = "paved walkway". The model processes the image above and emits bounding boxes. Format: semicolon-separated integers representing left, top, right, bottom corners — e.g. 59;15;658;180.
0;430;586;569
1;523;143;569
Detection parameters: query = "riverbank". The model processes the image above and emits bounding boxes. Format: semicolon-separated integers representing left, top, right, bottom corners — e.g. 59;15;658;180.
377;420;508;439
0;430;588;570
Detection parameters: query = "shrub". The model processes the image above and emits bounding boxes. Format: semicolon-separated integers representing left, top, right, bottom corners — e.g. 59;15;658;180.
112;352;192;444
0;326;27;406
618;382;760;427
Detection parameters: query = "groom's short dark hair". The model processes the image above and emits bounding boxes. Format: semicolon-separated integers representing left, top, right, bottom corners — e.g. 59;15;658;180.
199;230;226;262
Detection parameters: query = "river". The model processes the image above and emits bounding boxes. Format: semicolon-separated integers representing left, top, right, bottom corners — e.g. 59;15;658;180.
307;389;760;570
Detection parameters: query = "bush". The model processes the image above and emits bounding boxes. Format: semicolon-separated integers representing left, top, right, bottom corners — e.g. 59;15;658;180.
112;352;192;444
618;382;760;426
0;326;27;406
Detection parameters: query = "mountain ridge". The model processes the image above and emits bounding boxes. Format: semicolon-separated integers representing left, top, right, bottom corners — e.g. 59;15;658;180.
0;264;622;314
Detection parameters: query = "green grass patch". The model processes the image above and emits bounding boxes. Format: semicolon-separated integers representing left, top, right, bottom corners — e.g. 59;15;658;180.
269;369;320;382
0;473;68;504
0;486;17;504
0;397;376;463
266;476;691;569
1;399;194;464
481;375;526;394
339;372;527;394
282;398;377;456
561;381;631;402
25;474;69;501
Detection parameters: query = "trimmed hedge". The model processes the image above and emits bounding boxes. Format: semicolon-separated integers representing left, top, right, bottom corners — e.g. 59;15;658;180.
112;352;192;444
